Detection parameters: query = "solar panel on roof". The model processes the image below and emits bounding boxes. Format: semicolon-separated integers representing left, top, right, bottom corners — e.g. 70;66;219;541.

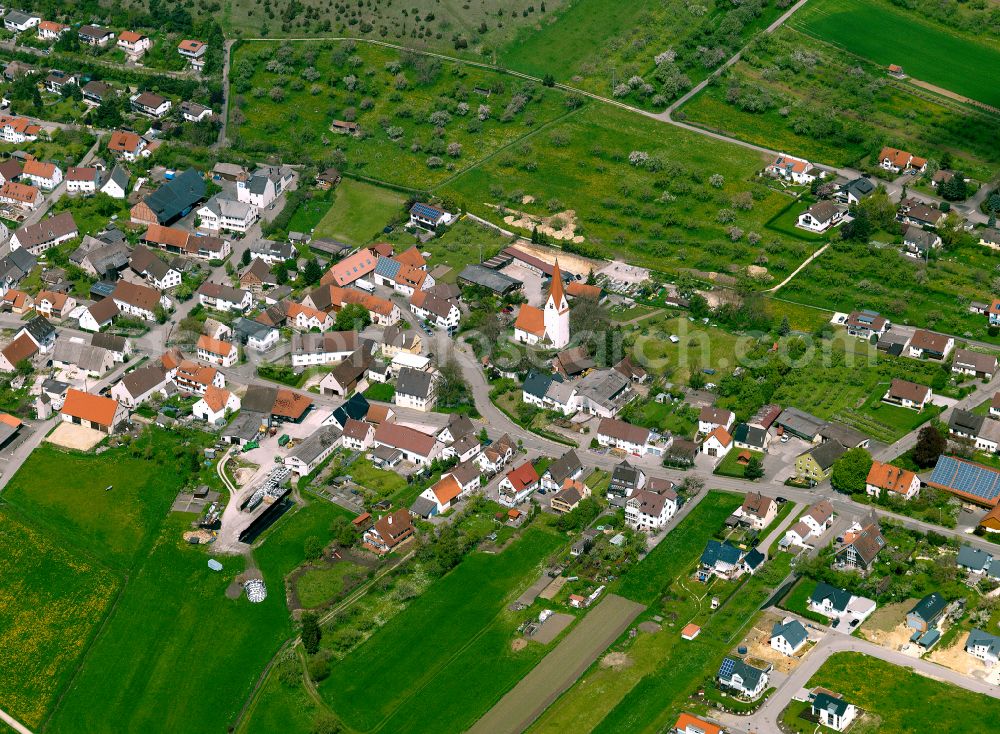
718;657;736;678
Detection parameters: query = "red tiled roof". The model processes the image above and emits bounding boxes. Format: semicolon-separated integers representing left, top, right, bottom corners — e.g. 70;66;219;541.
61;388;119;426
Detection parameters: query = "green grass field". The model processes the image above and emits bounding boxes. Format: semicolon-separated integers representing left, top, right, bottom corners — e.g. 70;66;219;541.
1;443;183;569
800;651;1000;732
384;216;507;282
777;238;1000;346
312;179;407;246
0;507;120;728
318;526;563;732
439;103;811;276
679;27;1000;178
47;514;289;734
236;661;320;734
714;448;764;479
295;562;366;609
790;0;1000;108
229;40;568;187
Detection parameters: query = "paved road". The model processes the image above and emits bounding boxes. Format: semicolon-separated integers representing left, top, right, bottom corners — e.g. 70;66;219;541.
0;707;34;734
745;632;1000;733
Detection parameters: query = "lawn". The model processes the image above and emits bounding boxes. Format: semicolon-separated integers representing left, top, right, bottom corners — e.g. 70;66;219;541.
236;658;320;734
619;398;700;440
800;651;1000;732
318;526;563;732
626;315;742;383
295;562;367;609
439;104;807;279
768;339;946;442
363;382;396;402
764;196;829;242
679;26;1000;179
789;0;1000;108
283;189;335;235
778;577;831;624
313;178;407;247
343;458;408;501
714;448;764;479
229;40;569;187
47;514;291;734
254;494;357;592
1;438;201;569
615;491;743;606
0;507;120;729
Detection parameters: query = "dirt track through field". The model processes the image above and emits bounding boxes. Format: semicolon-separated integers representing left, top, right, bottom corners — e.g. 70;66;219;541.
467;594;644;734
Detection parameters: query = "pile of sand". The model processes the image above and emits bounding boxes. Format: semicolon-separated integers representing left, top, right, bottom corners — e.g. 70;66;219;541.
488;203;584;243
600;652;633;670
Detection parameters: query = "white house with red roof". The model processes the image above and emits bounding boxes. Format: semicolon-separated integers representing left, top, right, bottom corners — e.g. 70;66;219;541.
192;385;240;424
196;334;238;367
499;461;540;507
765;153;816;184
701;426;733;458
418;474;466;515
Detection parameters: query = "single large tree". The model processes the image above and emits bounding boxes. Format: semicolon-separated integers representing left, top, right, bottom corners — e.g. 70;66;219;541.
914;425;947;468
335;303;371;331
831;447;873;493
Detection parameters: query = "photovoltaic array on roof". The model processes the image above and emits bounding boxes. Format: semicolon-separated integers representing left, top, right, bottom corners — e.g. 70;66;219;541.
411;203;442;220
929;455;1000;504
718;657;736;679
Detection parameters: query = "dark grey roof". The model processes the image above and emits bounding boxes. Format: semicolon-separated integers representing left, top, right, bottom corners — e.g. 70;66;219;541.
522;370;557;399
458;264;522;293
909;592;947;623
610;460;643;495
91;332;127;352
142;169;205;223
224;411;264;441
842;176;875;200
409;495;438;518
810;582;852;612
396;366;434;399
732;423;767;449
330;393;370;428
813;692;851;718
289;425;342;465
967;628;1000;658
777;407;826;438
957;544;992;572
803;440;846;470
105;165;129;192
772;618;808;648
234;317;275;340
819;421;868;449
242;384;279;414
702;540;743;567
718;656;767;690
546;449;582;485
950;408;984;435
21;315;54;342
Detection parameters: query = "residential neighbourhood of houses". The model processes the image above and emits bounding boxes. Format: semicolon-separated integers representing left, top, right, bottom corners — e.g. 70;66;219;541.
1;9;1000;734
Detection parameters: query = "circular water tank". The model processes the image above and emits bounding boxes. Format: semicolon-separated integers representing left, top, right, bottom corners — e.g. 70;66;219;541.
737;645;748;655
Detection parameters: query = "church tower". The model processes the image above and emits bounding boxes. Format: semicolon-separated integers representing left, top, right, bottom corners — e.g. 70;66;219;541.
544;259;570;349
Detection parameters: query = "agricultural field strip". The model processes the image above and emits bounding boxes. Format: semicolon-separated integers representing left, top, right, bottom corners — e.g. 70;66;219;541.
468;594;645;734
